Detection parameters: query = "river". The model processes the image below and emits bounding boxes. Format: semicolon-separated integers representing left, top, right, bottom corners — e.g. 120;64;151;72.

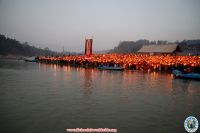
0;59;199;133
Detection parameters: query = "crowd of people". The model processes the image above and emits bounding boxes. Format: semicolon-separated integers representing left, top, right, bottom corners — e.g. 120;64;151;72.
38;54;200;72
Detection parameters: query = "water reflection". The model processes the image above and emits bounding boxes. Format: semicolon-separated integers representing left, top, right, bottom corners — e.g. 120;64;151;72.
172;79;190;92
172;79;200;95
37;63;200;97
37;63;200;103
82;68;93;95
1;60;200;133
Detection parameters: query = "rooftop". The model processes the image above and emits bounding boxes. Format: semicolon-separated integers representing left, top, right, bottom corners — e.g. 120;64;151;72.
137;44;178;53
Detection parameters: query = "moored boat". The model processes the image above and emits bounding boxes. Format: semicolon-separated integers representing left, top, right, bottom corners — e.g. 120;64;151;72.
97;66;124;71
172;70;200;80
24;57;37;62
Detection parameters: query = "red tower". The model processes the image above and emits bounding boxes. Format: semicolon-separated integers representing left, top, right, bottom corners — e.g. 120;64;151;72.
85;38;93;57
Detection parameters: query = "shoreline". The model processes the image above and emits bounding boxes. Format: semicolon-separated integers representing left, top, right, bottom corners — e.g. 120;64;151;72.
37;54;200;73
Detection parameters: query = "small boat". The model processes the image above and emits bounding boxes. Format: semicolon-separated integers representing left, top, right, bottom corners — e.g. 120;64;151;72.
97;66;124;71
172;70;200;80
24;57;37;62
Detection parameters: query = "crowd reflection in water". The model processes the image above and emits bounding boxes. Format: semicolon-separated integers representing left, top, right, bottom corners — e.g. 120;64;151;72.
82;68;93;95
38;63;200;98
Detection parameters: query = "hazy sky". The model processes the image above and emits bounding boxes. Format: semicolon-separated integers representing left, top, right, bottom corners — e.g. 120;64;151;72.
0;0;200;52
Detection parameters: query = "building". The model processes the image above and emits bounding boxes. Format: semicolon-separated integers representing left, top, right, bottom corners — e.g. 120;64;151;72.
85;38;93;56
137;44;179;55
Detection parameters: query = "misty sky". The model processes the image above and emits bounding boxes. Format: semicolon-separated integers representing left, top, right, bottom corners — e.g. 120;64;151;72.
0;0;200;52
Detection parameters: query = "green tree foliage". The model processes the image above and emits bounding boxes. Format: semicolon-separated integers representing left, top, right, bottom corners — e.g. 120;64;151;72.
0;34;57;56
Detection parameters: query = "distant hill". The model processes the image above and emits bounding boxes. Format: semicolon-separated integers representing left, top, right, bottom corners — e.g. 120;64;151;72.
1;34;199;57
109;39;200;55
182;40;200;45
0;34;58;57
109;39;152;53
178;40;200;55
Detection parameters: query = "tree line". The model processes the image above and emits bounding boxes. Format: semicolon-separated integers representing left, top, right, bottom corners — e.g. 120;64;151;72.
0;34;58;56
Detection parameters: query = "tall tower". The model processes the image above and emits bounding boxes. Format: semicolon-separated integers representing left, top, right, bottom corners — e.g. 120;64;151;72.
85;38;93;56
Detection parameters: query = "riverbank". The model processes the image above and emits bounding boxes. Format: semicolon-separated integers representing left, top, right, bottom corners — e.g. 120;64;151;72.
37;54;200;73
0;54;30;60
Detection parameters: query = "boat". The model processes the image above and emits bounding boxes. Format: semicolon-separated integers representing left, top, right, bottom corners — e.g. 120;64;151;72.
97;66;124;71
172;70;200;80
24;57;37;62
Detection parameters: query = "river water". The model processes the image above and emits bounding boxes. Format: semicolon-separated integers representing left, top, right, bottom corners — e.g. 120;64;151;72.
0;59;199;133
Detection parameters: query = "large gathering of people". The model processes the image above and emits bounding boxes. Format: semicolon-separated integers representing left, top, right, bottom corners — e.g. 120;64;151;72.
38;54;200;72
